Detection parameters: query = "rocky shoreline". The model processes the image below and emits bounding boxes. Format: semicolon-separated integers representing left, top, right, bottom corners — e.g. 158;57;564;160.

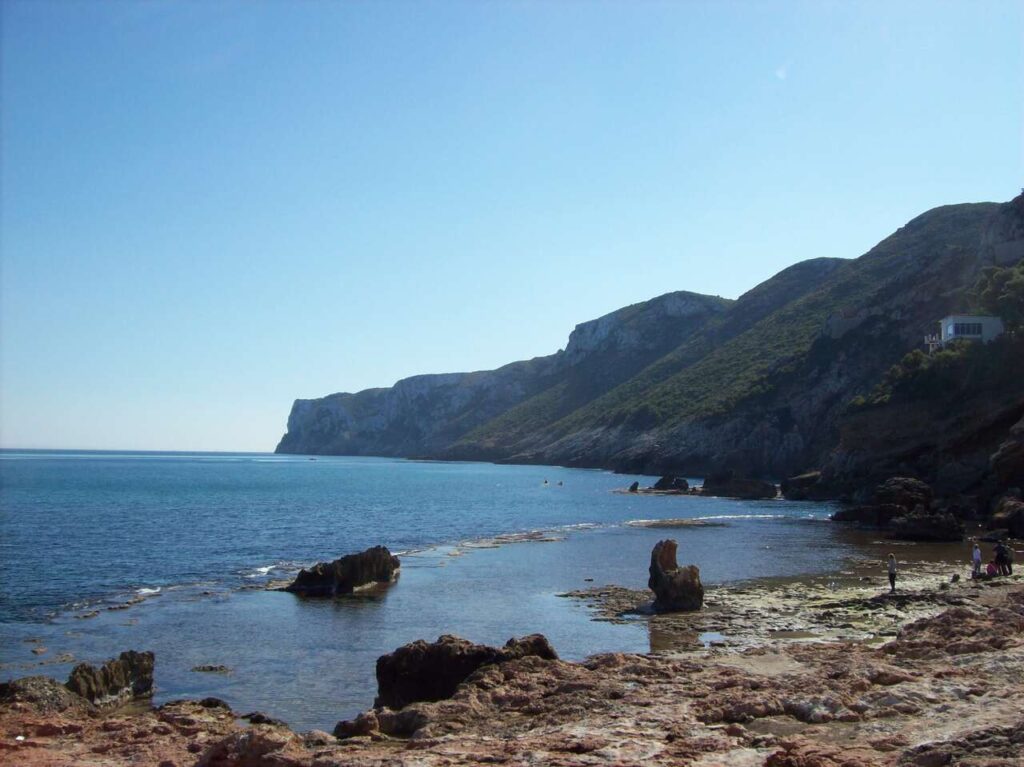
3;563;1022;766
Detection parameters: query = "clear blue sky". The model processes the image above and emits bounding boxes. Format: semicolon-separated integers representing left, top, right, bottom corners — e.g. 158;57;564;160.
1;1;1021;451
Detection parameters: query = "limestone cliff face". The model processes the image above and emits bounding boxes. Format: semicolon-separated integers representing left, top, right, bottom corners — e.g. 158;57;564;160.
980;193;1024;267
275;292;729;456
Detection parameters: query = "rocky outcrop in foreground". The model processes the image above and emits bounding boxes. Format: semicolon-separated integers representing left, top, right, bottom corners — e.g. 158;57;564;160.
0;650;154;716
65;650;154;708
283;546;400;597
648;539;704;612
3;583;1023;766
370;634;558;711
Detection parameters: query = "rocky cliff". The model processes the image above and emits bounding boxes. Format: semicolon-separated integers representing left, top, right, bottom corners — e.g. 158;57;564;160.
278;197;1020;481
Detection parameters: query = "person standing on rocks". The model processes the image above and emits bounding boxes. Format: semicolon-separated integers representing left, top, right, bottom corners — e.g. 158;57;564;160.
994;541;1009;576
972;543;982;579
887;553;898;593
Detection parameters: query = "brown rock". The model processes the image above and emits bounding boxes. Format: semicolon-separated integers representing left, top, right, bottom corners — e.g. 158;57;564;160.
373;633;558;710
648;539;704;612
0;676;95;716
283;545;400;597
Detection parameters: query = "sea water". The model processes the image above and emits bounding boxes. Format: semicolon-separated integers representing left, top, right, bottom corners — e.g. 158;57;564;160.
0;451;848;730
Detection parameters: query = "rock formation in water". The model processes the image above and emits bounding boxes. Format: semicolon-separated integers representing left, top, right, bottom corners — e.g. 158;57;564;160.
284;546;400;597
652;475;689;491
647;539;703;612
64;650;154;708
830;477;964;541
701;471;777;500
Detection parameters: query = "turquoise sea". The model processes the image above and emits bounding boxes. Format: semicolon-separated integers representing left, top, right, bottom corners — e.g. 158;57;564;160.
0;451;848;731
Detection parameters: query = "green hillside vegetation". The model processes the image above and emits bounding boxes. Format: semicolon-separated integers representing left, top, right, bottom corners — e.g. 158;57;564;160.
458;203;997;457
855;260;1024;409
973;260;1024;330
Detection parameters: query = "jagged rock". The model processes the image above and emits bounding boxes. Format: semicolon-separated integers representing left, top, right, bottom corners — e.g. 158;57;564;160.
653;475;689;491
888;508;964;542
647;539;703;612
873;477;933;511
373;633;558;710
65;650;154;708
0;675;96;715
284;545;400;597
628;481;640;493
990;416;1024;487
702;472;777;500
990;495;1024;537
831;504;904;527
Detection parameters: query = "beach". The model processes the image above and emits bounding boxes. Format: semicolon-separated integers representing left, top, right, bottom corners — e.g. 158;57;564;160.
2;565;1022;766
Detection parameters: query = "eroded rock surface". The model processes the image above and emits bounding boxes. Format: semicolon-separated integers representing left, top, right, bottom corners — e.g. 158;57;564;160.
648;539;704;612
64;650;154;708
373;633;558;710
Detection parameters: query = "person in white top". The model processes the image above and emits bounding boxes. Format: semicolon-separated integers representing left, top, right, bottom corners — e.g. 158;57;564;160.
972;543;982;579
887;554;897;593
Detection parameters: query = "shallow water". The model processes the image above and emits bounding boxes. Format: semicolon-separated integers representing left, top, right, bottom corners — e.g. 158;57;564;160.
0;451;861;730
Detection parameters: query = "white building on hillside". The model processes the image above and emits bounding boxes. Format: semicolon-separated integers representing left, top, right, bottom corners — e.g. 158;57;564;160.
925;314;1005;352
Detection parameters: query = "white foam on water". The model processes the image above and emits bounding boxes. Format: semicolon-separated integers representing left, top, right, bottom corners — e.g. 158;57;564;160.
693;514;787;521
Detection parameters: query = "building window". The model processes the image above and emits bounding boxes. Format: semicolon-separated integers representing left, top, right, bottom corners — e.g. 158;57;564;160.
953;322;982;336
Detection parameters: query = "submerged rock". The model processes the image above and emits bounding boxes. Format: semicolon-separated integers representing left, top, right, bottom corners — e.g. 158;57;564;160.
284;545;400;597
648;539;703;612
65;650;154;708
373;633;558;711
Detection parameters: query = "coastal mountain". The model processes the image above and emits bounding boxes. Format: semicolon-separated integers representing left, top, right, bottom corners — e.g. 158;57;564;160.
277;197;1021;480
276;290;730;457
